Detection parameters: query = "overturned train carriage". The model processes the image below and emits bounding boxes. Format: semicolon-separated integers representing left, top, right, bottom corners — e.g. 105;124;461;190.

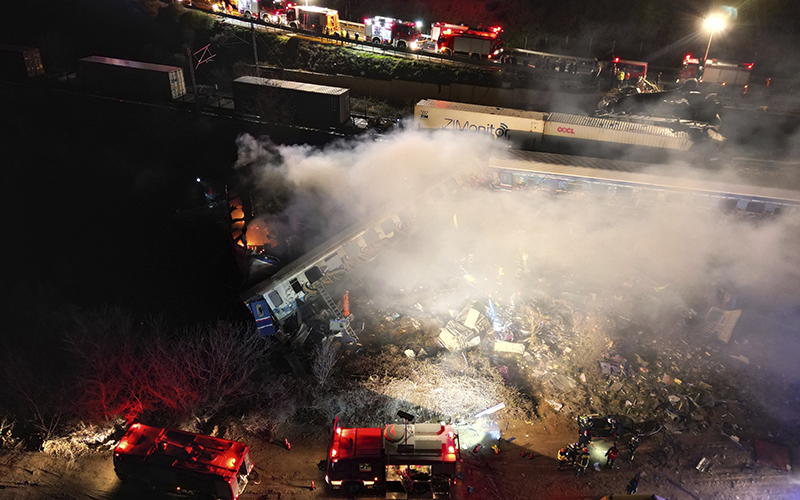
242;167;481;339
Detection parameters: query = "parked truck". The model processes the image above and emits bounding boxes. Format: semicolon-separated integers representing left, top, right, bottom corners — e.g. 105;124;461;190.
235;0;293;22
435;24;504;60
678;54;753;86
326;417;460;498
77;56;186;101
0;44;44;79
113;423;256;500
286;5;340;35
364;16;423;49
231;76;350;128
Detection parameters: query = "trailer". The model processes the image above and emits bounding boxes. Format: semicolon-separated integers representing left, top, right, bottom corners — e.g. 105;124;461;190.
77;56;186;101
113;423;255;499
0;44;44;79
415;99;718;161
414;99;546;150
326;418;460;498
232;76;350;128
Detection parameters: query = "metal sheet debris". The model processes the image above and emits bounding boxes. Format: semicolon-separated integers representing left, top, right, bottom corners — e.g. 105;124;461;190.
755;440;791;471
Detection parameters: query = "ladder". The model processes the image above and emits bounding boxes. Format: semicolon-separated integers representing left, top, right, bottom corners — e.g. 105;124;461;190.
316;282;358;341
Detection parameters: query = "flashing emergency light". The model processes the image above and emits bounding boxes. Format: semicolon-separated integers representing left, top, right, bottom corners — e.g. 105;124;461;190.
335;427;342;435
613;57;620;63
330;448;338;457
228;457;237;468
416;20;423;28
685;53;693;60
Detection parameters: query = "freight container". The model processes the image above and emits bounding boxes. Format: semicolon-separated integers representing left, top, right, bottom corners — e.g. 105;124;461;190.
232;76;350;128
414;99;545;150
0;44;44;79
77;56;186;101
542;113;694;154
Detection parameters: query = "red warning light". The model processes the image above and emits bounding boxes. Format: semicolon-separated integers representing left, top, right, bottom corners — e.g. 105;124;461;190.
613;57;620;63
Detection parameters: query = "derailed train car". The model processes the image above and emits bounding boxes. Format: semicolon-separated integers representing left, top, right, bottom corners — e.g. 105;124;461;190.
241;166;481;340
414;99;724;162
242;149;800;340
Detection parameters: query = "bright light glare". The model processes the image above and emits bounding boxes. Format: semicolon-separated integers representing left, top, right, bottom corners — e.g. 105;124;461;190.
704;15;726;32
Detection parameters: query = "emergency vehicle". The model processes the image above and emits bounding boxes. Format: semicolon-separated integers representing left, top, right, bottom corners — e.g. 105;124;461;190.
326;417;460;498
286;5;340;35
236;0;293;23
678;54;753;86
603;57;648;80
113;423;256;500
434;24;503;60
364;16;423;50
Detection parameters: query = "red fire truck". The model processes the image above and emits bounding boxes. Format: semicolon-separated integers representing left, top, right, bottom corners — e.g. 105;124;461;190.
678;53;753;86
434;24;504;60
326;417;460;498
236;0;293;23
364;16;424;50
113;423;256;500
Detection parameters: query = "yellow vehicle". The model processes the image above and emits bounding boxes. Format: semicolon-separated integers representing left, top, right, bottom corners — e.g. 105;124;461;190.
179;0;226;14
286;5;340;35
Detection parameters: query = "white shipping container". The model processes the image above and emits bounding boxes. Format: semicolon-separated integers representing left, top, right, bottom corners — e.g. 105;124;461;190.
544;113;693;151
78;56;186;100
415;99;545;150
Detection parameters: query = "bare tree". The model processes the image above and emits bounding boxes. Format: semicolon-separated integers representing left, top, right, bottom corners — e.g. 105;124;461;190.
312;337;341;387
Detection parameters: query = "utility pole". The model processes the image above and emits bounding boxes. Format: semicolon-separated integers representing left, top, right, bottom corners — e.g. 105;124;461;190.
251;23;260;77
186;46;200;114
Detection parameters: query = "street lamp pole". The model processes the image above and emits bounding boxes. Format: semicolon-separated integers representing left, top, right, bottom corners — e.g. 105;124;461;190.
700;14;726;78
703;31;714;66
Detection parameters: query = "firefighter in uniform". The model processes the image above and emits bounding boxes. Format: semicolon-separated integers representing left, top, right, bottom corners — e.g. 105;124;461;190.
575;447;590;476
557;448;569;470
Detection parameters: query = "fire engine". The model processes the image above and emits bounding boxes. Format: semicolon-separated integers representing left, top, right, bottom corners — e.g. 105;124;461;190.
364;16;423;50
326;417;460;498
603;57;648;80
434;24;503;60
286;5;340;35
113;423;256;500
236;0;293;23
678;54;753;86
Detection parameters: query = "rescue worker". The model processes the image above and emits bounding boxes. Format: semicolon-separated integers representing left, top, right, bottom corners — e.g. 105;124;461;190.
575;448;590;476
616;69;626;88
567;442;581;464
629;435;640;461
578;429;592;447
605;443;619;468
557;447;569;470
626;473;640;494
